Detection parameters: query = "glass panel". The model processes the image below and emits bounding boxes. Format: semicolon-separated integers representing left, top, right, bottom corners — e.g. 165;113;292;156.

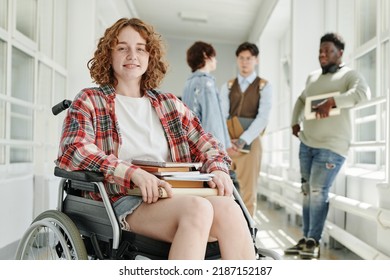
10;147;32;163
0;0;7;29
357;0;376;46
355;151;376;164
356;121;375;142
10;104;33;140
0;145;4;164
382;0;389;33
54;0;67;67
356;49;376;98
0;100;5;141
16;0;37;41
38;62;52;107
11;47;34;102
54;71;66;105
0;39;6;94
380;103;386;142
382;41;389;97
38;0;53;57
356;106;376;118
380;148;385;166
0;100;4;164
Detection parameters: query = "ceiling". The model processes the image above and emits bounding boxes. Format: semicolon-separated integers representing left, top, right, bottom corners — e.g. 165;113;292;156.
127;0;273;44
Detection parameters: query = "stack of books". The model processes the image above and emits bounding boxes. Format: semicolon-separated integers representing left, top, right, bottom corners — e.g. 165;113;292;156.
127;159;218;198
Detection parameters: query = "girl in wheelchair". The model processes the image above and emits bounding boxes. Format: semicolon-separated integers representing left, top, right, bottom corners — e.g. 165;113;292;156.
55;17;255;260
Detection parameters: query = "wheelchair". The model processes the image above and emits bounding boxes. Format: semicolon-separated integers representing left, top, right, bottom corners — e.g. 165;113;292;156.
14;100;281;260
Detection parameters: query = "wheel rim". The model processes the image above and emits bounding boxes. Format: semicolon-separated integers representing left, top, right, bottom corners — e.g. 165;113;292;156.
18;219;73;259
16;211;87;260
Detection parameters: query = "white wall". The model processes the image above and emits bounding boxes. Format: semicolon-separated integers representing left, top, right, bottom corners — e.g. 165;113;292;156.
0;169;33;256
67;0;97;100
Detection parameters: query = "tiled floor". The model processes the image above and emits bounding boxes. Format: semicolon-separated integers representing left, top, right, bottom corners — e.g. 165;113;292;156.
254;198;362;260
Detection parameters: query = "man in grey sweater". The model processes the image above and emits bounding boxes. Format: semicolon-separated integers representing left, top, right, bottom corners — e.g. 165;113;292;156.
285;33;371;259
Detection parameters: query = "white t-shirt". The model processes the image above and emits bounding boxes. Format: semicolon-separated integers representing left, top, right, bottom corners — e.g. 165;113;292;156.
115;94;170;162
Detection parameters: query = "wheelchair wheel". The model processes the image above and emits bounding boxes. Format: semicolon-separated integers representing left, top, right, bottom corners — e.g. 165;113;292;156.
15;210;87;260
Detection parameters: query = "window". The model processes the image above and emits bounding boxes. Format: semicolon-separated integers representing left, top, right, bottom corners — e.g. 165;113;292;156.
38;0;53;58
16;0;37;42
0;39;5;95
349;1;388;169
356;0;377;46
53;0;67;67
0;0;68;167
381;0;389;33
0;99;5;164
10;47;34;163
382;41;389;96
356;50;376;98
0;0;7;30
11;47;34;102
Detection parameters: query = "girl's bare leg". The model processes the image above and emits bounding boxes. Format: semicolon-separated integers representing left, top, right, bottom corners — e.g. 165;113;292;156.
126;195;214;259
207;196;256;260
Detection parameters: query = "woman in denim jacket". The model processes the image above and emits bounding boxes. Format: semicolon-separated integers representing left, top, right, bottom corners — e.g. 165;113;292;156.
182;41;233;153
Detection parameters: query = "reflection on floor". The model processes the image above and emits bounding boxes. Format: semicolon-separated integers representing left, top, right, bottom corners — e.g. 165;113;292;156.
254;197;362;260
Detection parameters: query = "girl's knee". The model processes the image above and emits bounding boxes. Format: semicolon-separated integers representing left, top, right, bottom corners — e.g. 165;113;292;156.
212;197;243;221
180;196;214;226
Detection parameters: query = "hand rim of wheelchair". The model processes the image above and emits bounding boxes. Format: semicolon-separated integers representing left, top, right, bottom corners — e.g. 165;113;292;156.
15;210;88;260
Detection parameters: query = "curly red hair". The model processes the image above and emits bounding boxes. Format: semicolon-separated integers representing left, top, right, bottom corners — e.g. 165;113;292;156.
87;18;168;90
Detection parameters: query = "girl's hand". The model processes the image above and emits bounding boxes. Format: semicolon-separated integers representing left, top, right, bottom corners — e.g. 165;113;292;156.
207;170;234;197
131;168;172;203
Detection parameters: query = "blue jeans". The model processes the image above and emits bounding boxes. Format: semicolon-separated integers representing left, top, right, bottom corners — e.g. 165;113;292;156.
299;142;346;242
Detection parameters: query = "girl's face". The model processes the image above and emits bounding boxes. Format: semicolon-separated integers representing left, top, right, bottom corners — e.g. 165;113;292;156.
111;26;150;84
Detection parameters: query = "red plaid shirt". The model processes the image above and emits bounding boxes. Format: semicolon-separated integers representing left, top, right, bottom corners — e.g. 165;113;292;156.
55;85;231;203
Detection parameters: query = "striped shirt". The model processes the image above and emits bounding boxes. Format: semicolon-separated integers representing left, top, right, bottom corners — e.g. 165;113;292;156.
55;85;231;203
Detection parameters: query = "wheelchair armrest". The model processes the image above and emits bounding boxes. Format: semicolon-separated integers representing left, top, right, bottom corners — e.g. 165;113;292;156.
54;167;105;182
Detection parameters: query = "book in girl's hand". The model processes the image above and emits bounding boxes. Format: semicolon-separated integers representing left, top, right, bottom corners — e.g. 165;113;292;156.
160;173;214;188
136;165;191;173
127;187;218;198
131;159;202;170
130;158;214;190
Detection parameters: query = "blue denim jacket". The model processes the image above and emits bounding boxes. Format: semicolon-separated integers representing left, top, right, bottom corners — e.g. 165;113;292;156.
182;71;231;149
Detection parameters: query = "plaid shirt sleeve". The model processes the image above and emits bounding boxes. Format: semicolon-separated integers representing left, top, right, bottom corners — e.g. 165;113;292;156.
55;88;138;196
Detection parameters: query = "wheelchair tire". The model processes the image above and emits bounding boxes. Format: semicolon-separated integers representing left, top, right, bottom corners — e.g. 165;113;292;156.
15;210;88;260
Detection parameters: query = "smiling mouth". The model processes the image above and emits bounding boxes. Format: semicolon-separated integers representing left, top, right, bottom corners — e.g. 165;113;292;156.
124;64;139;68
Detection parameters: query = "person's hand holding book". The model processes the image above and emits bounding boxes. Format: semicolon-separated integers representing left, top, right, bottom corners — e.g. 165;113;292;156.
131;168;173;203
312;97;336;119
207;170;234;197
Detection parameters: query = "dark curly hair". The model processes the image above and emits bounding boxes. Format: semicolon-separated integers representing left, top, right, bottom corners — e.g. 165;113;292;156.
186;41;216;72
87;18;168;90
320;33;345;51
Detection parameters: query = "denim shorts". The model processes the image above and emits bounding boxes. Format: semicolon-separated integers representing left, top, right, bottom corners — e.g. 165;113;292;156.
112;196;143;231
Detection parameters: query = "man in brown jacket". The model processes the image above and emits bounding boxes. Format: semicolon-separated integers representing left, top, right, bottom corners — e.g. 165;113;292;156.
220;42;272;216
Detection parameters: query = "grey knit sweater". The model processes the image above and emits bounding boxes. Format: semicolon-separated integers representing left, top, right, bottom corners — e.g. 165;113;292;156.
291;66;371;156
